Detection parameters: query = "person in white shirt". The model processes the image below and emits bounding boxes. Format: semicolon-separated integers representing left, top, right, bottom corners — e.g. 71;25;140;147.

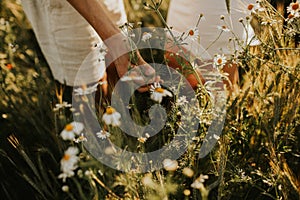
166;0;255;91
21;0;155;94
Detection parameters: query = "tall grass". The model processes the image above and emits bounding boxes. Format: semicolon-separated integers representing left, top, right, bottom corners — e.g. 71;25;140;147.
0;0;299;199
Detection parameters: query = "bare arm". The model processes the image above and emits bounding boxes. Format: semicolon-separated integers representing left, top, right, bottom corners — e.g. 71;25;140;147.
67;0;119;40
66;0;155;83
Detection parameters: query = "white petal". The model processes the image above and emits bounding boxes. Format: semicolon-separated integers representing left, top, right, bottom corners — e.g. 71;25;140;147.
61;130;75;141
164;90;173;97
70;122;84;135
151;92;163;103
65;146;79;156
103;113;113;125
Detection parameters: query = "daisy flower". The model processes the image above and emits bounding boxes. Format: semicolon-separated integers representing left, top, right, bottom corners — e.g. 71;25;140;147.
150;82;173;103
142;32;152;42
213;54;227;70
73;83;99;96
287;1;300;17
102;106;121;126
60;121;84;141
247;2;265;14
54;101;72;111
96;130;111;139
58;147;79;182
187;27;199;40
217;25;230;32
73;133;87;143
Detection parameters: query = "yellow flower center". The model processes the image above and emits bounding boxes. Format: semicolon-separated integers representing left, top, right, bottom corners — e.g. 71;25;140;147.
247;4;254;11
63;154;71;161
189;30;194;36
106;107;115;114
155;88;164;93
288;13;294;19
217;58;223;64
292;3;299;10
65;124;73;131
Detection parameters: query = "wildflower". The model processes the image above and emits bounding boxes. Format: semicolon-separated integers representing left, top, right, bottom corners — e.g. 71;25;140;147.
96;130;111;139
62;185;69;192
73;83;99;96
58;147;79;182
187;27;199;40
73;133;87;143
54;101;71;111
102;106;121;126
217;25;230;32
191;174;209;189
150;82;173;103
163;158;178;171
287;1;300;17
176;96;188;106
137;137;147;143
142;32;152;42
213;54;227;70
60;121;84;141
182;167;194;177
247;2;265;14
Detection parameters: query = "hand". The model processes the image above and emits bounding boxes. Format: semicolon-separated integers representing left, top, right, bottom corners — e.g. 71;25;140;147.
105;51;159;93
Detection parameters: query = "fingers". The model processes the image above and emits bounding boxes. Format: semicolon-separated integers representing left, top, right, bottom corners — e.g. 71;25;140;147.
112;51;161;93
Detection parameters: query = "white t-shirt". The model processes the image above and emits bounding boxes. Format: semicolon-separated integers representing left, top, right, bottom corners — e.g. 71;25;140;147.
22;0;127;86
167;0;256;56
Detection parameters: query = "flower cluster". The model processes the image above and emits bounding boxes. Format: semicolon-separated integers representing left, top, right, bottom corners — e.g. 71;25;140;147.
58;147;79;182
287;1;300;19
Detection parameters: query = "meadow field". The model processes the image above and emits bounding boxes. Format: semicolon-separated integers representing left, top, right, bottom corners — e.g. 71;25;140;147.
0;0;299;199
